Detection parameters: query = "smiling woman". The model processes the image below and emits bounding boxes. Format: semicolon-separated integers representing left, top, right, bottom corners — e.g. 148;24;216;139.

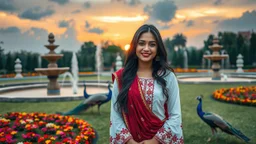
110;24;184;144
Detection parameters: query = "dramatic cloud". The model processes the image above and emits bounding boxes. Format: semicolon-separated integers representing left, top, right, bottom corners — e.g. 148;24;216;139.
0;0;17;11
128;0;141;6
83;2;91;9
49;0;69;5
19;6;55;20
186;20;194;27
213;0;223;6
71;9;81;14
0;27;20;33
144;0;177;23
0;26;81;53
59;20;70;28
212;20;219;24
217;10;256;31
88;27;104;35
85;21;90;28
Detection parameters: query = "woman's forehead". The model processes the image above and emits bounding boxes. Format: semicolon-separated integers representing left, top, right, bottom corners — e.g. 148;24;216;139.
138;32;156;41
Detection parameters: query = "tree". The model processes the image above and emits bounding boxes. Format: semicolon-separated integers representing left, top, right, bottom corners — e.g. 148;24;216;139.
172;33;187;49
221;32;237;66
5;52;14;73
0;44;4;70
78;41;96;71
164;38;174;63
250;32;256;64
103;45;123;68
171;34;187;68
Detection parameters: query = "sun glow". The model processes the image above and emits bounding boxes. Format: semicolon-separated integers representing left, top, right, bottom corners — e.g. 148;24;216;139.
124;44;130;51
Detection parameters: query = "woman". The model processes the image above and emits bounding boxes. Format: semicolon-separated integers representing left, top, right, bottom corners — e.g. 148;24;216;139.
110;24;184;144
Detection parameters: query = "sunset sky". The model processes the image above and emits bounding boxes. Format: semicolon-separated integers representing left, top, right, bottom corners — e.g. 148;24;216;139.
0;0;256;53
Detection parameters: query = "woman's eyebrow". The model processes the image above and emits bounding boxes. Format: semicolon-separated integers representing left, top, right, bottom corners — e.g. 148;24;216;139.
138;40;156;43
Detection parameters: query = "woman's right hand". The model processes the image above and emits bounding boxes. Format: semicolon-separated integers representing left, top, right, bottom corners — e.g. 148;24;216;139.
127;139;139;144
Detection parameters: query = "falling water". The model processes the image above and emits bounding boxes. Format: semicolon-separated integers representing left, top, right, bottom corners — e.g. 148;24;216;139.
183;48;188;69
61;52;79;94
71;52;79;94
96;44;103;84
38;55;42;82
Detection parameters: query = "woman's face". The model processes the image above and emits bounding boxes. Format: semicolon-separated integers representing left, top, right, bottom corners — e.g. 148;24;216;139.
136;32;157;64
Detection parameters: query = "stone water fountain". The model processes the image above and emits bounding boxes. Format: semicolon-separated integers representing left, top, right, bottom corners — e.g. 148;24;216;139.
203;37;228;80
35;33;69;95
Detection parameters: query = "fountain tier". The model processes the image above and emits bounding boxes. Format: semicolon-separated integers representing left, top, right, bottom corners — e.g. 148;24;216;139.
35;33;69;95
203;37;228;80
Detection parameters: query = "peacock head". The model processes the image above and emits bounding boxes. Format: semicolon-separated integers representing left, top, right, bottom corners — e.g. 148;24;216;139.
196;95;203;101
107;81;112;88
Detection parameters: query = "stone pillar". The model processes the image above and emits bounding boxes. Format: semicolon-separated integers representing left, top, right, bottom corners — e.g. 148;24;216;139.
115;53;123;70
236;54;244;73
14;58;23;78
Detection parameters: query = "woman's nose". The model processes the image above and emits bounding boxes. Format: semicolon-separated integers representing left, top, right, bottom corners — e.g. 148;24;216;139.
143;44;150;51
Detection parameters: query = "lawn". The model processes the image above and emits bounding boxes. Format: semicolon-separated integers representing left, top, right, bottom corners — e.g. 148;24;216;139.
0;83;255;144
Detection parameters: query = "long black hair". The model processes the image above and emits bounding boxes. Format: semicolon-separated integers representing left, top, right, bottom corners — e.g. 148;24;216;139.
115;24;174;114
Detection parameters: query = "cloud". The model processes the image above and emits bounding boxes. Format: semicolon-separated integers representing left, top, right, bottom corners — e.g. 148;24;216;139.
144;0;177;23
212;20;219;24
128;0;141;6
217;10;256;32
59;20;70;28
88;27;104;35
160;24;173;30
0;26;20;33
19;6;55;20
213;0;223;6
186;20;194;27
0;0;17;12
85;21;90;28
71;9;81;14
49;0;69;5
0;26;81;53
83;2;91;9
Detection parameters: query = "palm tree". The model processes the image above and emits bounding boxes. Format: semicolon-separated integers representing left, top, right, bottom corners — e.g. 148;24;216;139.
172;33;187;50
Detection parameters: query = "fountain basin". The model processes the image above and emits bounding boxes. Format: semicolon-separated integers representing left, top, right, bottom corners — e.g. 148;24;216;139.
203;55;228;61
35;67;69;76
0;82;109;102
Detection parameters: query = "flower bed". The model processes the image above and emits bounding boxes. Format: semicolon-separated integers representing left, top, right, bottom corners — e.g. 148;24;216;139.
212;86;256;106
0;112;96;144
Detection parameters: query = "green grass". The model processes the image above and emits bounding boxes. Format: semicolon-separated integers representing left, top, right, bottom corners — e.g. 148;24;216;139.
0;83;255;144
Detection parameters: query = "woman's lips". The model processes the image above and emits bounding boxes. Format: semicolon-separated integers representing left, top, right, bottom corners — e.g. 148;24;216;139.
142;53;150;57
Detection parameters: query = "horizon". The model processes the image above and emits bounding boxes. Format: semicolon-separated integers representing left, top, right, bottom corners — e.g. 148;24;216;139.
0;0;256;54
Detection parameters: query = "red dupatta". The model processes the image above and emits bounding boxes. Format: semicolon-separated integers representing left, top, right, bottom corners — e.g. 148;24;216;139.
112;68;166;142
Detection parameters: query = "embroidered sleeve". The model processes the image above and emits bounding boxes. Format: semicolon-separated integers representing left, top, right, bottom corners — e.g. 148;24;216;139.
110;80;133;144
155;72;184;144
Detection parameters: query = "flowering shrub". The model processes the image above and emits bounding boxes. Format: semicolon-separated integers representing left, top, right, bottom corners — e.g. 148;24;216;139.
212;86;256;106
174;68;197;73
0;112;96;144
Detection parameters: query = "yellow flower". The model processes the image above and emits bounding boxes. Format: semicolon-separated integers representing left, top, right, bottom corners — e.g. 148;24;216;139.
11;131;17;135
45;140;51;144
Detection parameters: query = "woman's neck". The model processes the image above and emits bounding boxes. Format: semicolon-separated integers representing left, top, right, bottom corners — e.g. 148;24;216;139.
137;61;153;78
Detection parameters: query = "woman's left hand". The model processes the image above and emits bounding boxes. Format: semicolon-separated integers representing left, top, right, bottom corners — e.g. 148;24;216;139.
139;138;160;144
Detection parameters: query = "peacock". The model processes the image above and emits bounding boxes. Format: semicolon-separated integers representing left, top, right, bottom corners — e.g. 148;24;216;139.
83;80;91;99
196;95;250;143
56;82;112;116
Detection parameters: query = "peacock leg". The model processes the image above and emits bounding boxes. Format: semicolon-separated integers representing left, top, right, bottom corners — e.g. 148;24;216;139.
98;105;101;115
207;128;215;142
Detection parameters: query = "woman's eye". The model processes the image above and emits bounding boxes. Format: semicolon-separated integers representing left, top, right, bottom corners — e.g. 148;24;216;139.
150;44;156;47
138;42;144;46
